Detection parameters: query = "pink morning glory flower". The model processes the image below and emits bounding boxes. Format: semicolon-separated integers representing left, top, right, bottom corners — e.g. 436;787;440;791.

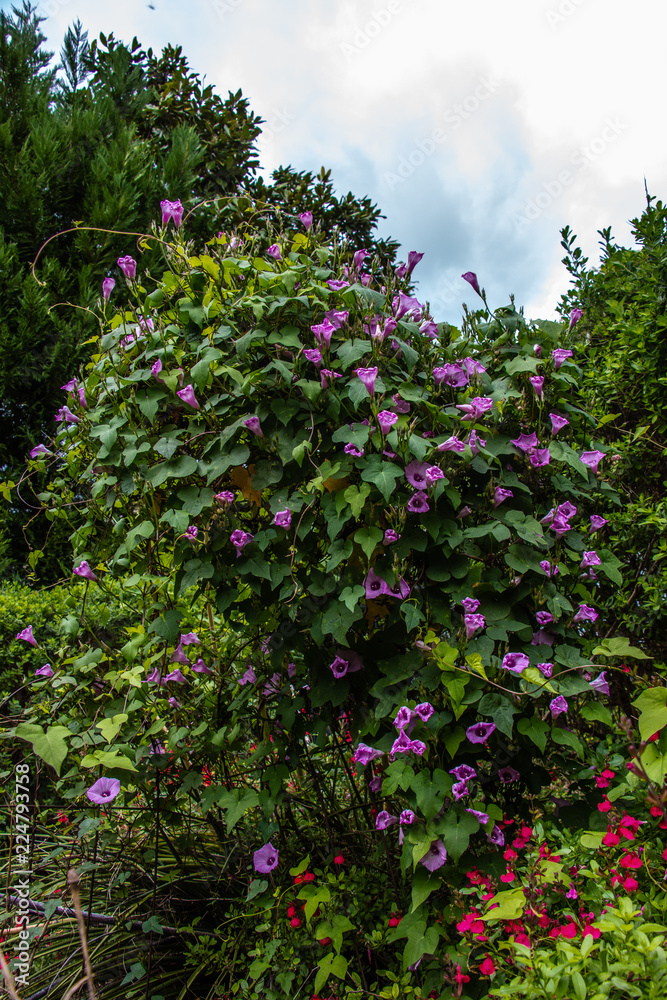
465;614;485;639
177;385;199;409
180;632;199;646
73;560;97;581
406;491;429;513
191;658;212;674
355;366;378;395
56;406;80;424
344;443;364;457
87;777;121;805
550;696;568;717
330;655;349;679
462;597;480;613
487;825;505;846
34;663;53;678
419;318;438;339
466;722;496;744
537;662;553;678
568;308;583;330
529;376;544;399
462;357;486;376
498;767;520;783
589;671;609;695
405;460;429;488
303;348;323;367
383;529;400;545
30;444;51;458
549;413;569;434
299;211;313;231
244;416;263;437
311;319;335;349
390;731;426;757
16;626;37;646
502;652;529;673
581;450;605;472
151;359;162;378
465;430;486;456
438;435;466;453
392;394;410;414
419;839;448;871
433;364;468;388
169;644;191;665
160;199;183;227
530;448;551;468
320;369;343;388
325;309;349;328
145;667;163;684
377;410;398;435
400;809;416;827
231;529;253;557
573;604;598;624
184;525;198;542
239;664;256;686
536;611;553;625
590;515;609;531
253;841;279;873
494;487;513;507
552;348;573;370
415;702;434;722
273;509;291;529
165;669;188;683
532;629;554;646
117;256;136;280
581;550;601;569
511;431;538;452
102;277;115;300
169;697;180;708
407;250;424;275
327;279;349;291
450;764;476;781
394;706;417;732
353;743;383;765
267;244;282;260
461;272;482;297
452;780;470;801
394;292;422;321
539;560;558;576
466;808;489;825
376;811;399;830
365;568;389;599
215;491;234;504
425;466;445;486
457;397;493;421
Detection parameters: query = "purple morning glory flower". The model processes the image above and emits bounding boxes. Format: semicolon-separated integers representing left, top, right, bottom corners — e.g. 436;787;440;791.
529;376;544;400
87;777;121;805
160;199;183;227
465;429;486;456
369;775;382;792
532;630;554;646
425;466;445;486
353;743;383;765
239;664;256;686
267;244;282;260
117;256;136;280
581;550;601;569
191;658;213;674
165;669;188;683
311;319;335;350
550;696;568;717
452;780;470;801
461;272;482;297
273;509;291;529
581;450;605;472
145;667;163;684
392;393;410;414
394;706;417;731
536;611;553;625
462;357;487;376
450;764;476;782
573;604;598;623
487;825;505;846
419;839;448;871
419;318;438;339
494;487;513;507
253;841;279;873
169;644;191;665
344;443;364;457
102;277;115;300
461;597;480;613
406;250;424;275
151;359;163;378
377;410;398;435
215;491;234;504
465;614;485;639
457;397;493;421
355;366;378;395
400;809;416;825
466;808;489;825
299;211;313;231
406;491;429;513
553;348;574;370
376;811;399;830
34;663;53;678
433;363;468;389
169;697;180;708
395;292;422;321
549;413;569;434
502;652;529;673
538;662;553;678
390;731;426;757
330;654;349;679
498;767;520;783
231;529;253;558
405;460;429;488
590;515;609;532
177;385;199;410
327;279;348;291
438;435;466;453
184;525;198;541
539;560;558;577
365;568;389;599
383;529;399;545
589;671;609;695
30;444;51;458
56;405;80;424
530;448;551;468
180;632;200;646
415;702;434;722
73;560;97;581
244;416;263;437
466;722;496;744
511;431;538;452
303;348;323;368
16;626;37;646
568;308;583;330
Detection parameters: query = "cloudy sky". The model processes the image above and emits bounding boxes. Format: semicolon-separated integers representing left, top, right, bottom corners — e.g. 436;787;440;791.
10;0;667;324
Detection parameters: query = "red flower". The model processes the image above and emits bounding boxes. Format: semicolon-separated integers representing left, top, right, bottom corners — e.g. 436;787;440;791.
303;872;316;882
598;798;612;812
603;832;620;847
287;904;297;918
479;956;496;976
294;874;304;885
561;922;578;939
319;937;332;946
500;870;515;883
388;913;402;927
333;854;345;865
503;849;518;861
583;924;601;939
290;917;301;928
623;877;639;891
455;965;470;985
620;853;642;870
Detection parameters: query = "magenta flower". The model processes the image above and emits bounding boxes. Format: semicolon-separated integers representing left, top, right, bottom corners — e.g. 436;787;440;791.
325;308;349;328
376;811;399;831
536;611;553;625
581;450;605;472
466;808;489;825
425;466;445;486
589;671;609;695
239;664;256;686
457;506;472;519
117;256;136;280
419;839;448;871
487;825;505;847
299;211;313;231
415;702;434;722
465;429;486;456
253;841;279;873
390;731;426;757
539;560;558;577
457;397;493;421
419;319;439;340
394;292;422;321
465;614;485;639
353;743;383;765
404;460;428;489
160;199;183;227
550;696;568;717
327;279;348;291
438;435;466;453
549;413;569;434
529;376;544;400
273;509;292;529
433;363;468;388
498;767;520;783
530;448;551;468
552;348;573;370
244;416;263;437
330;654;349;679
400;810;416;827
573;604;598;624
215;491;234;504
365;568;389;599
179;632;199;646
450;764;476;781
311;319;335;349
267;244;282;260
177;385;199;410
191;658;213;674
16;626;37;646
303;348;323;367
321;369;343;388
165;669;188;683
494;487;513;507
461;598;480;613
377;410;398;435
231;529;253;557
34;663;53;678
466;721;496;744
406;250;424;275
169;644;191;665
185;525;198;541
568;308;583;330
502;652;529;673
394;706;417;732
383;529;399;545
102;277;115;300
537;662;553;678
73;560;97;581
30;444;51;458
590;515;608;532
462;357;487;376
87;777;121;805
344;443;364;457
392;394;410;414
406;491;429;513
355;366;378;396
511;431;539;453
145;667;163;684
581;550;601;569
452;780;470;800
461;272;482;297
369;776;382;792
169;697;180;709
56;406;80;424
151;359;163;378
